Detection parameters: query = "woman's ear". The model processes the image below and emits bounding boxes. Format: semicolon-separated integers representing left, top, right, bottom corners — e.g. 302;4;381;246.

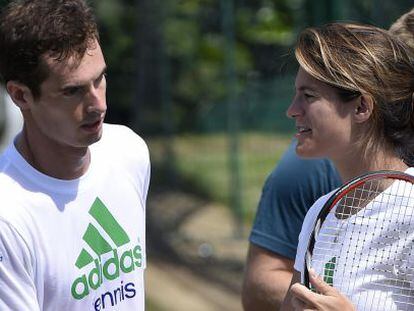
353;94;374;123
6;81;34;110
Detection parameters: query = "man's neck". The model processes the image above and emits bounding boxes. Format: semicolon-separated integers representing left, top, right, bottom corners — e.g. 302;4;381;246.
15;127;91;180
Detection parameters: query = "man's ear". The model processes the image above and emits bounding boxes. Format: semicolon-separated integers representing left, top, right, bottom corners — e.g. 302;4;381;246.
6;81;34;110
354;94;374;123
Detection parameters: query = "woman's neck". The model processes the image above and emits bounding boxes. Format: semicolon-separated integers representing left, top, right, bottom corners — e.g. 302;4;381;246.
333;147;408;183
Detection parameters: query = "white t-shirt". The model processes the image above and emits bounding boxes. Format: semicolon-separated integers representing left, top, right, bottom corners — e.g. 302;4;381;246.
0;124;150;311
295;168;414;310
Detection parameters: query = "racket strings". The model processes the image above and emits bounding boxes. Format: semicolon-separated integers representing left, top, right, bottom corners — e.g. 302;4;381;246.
310;177;414;311
366;180;403;311
348;179;381;308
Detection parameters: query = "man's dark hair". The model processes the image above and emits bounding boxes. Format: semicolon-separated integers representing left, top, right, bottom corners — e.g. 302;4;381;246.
0;0;99;98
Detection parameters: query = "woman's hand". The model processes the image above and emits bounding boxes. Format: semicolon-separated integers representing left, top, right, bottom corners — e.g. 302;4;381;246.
290;270;356;311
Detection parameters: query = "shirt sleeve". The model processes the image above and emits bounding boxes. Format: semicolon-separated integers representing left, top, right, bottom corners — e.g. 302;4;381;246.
0;219;40;311
249;141;341;259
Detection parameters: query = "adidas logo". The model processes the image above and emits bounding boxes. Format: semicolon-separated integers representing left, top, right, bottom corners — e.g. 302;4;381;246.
71;198;143;301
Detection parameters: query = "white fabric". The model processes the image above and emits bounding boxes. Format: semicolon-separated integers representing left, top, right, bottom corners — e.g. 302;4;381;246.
295;168;414;310
0;123;150;311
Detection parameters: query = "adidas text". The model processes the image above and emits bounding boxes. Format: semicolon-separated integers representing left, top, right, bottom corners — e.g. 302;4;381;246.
71;245;142;300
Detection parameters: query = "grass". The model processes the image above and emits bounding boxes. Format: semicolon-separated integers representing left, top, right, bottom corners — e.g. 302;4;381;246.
147;132;292;224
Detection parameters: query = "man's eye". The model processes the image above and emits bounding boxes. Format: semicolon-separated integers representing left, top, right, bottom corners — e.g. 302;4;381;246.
63;87;82;96
304;93;314;99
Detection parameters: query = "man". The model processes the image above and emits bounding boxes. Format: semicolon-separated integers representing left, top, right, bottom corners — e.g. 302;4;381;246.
0;1;150;310
242;141;341;310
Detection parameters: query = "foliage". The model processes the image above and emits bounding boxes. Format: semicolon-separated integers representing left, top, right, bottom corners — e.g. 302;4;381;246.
159;0;302;132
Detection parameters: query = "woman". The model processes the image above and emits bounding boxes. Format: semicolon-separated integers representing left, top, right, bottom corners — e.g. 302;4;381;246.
281;23;414;310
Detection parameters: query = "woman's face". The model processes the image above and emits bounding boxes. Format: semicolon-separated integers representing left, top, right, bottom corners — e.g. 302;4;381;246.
287;67;358;161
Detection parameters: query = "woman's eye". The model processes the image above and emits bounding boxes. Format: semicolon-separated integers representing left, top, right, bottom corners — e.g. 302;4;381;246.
304;93;314;99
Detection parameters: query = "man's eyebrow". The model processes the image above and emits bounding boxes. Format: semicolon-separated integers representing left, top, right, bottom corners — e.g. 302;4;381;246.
60;83;83;92
60;66;107;91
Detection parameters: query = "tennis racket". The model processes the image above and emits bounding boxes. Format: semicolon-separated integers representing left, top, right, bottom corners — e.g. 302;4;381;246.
303;170;414;310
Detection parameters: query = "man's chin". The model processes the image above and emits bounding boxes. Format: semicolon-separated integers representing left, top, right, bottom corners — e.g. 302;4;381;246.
79;131;103;147
87;133;103;146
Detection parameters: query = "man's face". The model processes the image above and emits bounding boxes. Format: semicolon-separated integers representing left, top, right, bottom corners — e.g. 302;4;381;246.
28;40;107;150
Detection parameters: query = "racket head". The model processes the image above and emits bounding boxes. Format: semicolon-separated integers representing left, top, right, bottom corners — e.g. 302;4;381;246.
302;170;414;292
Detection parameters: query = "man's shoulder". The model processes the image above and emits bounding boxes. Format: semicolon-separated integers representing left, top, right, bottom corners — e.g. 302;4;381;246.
0;147;20;186
0;173;26;223
0;150;28;198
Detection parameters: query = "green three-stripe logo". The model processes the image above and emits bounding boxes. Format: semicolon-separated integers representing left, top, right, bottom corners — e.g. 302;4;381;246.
75;198;130;269
71;197;143;300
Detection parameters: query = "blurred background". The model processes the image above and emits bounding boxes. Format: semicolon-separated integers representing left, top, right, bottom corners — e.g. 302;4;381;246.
1;0;414;310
